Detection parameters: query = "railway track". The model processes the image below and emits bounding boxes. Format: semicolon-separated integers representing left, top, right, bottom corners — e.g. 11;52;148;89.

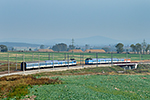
0;62;139;77
0;70;22;75
0;64;112;77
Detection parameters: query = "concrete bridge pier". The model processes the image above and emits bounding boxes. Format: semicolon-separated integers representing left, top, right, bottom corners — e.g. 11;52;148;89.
114;63;138;70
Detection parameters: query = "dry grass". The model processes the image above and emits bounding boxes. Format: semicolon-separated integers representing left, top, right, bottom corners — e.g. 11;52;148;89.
0;62;20;71
0;75;62;99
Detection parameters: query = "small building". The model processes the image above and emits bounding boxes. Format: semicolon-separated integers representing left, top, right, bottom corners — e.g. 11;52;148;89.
84;49;105;53
68;49;83;53
37;49;54;52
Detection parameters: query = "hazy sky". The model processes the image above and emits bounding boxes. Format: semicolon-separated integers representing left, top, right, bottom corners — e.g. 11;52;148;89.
0;0;150;44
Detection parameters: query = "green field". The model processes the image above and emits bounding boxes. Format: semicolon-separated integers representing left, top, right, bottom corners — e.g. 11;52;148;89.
1;64;150;100
0;52;149;63
23;75;150;100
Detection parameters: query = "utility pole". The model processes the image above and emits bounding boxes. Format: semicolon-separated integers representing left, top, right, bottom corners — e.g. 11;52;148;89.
111;52;113;66
23;54;25;74
96;53;98;67
8;53;10;74
32;53;34;61
72;38;74;58
82;53;84;67
38;53;40;72
48;53;50;60
126;52;128;68
53;53;54;69
64;53;66;60
67;53;69;68
16;54;17;70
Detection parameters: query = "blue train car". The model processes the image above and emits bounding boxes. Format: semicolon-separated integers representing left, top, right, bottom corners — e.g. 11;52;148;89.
21;59;76;71
85;58;131;65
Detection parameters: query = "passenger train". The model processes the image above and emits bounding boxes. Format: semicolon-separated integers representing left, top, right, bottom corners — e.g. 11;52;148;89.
21;58;131;71
21;59;76;71
85;58;131;65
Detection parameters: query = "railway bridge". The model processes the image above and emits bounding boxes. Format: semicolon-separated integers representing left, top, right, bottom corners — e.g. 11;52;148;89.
113;62;138;70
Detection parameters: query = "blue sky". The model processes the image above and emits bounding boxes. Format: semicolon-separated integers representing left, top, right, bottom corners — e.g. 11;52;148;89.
0;0;150;44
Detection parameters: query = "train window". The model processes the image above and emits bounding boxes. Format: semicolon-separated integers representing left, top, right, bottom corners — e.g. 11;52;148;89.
40;63;45;65
47;63;51;65
54;62;58;64
35;64;38;66
27;64;32;67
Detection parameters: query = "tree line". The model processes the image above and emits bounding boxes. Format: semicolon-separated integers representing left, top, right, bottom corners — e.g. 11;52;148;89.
39;43;76;52
116;40;150;54
51;43;75;52
1;39;150;53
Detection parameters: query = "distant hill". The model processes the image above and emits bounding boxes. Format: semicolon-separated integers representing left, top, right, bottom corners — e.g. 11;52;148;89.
76;36;121;45
0;35;139;47
0;42;41;47
46;36;124;46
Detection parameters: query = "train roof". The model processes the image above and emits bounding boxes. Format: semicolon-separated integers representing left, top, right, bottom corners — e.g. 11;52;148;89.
90;58;126;60
23;59;75;64
45;60;66;63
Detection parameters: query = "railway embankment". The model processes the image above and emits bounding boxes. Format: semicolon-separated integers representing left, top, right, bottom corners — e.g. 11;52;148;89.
0;64;112;77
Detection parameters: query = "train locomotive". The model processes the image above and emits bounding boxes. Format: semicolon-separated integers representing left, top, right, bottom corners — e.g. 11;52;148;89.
85;58;131;65
21;59;76;71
